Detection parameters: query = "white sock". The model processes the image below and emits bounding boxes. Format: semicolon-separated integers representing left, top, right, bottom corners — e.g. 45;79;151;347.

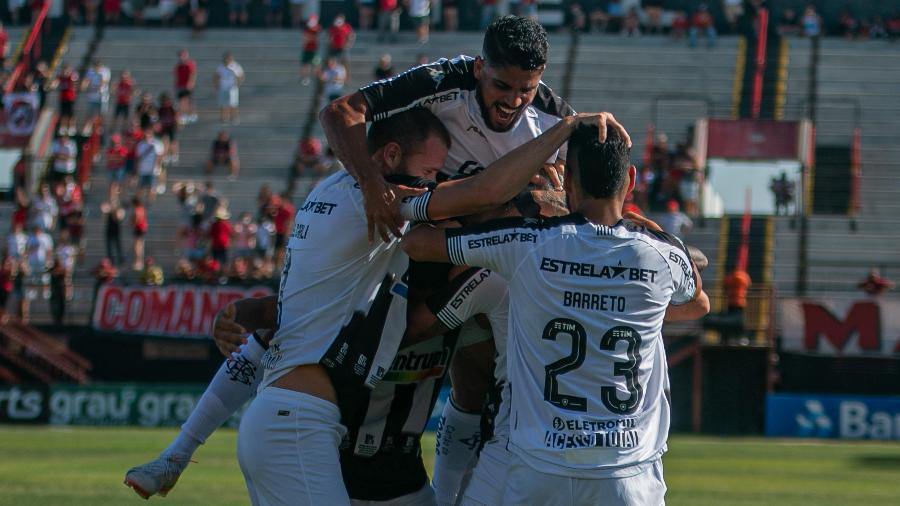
163;335;266;458
432;395;482;506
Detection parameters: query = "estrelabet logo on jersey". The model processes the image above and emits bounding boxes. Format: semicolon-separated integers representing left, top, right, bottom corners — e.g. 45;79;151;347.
540;257;659;283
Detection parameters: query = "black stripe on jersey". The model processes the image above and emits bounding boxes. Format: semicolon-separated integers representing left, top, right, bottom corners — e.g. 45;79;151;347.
324;273;397;424
426;266;483;321
622;219;693;258
445;213;588;238
360;56;477;120
532;82;576;118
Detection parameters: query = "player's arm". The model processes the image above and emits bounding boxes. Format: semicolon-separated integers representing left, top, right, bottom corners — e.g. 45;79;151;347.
213;295;278;356
320;58;472;242
411;112;625;222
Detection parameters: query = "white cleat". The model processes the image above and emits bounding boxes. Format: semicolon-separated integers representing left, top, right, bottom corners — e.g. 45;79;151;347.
124;453;191;499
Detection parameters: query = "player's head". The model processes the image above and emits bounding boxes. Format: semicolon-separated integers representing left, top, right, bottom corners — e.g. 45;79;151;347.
367;108;451;181
566;125;636;206
475;16;548;132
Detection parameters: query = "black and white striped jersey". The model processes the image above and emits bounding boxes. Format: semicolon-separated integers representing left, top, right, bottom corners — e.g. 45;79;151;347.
360;55;574;179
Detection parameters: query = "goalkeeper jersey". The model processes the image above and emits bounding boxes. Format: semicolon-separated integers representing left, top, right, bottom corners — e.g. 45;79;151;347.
445;214;696;478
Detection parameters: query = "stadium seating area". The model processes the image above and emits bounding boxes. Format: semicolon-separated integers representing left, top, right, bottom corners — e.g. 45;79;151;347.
6;24;900;324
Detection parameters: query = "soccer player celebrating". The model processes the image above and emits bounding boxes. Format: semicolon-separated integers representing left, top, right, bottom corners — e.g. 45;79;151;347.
403;124;710;505
320;15;630;242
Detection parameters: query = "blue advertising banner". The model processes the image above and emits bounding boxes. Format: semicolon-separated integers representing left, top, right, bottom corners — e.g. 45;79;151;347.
766;393;900;440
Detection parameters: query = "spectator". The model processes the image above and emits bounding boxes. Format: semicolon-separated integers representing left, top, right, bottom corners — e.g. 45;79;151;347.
55;229;76;298
671;10;689;38
839;10;859;40
605;0;626;32
157;93;179;165
136;92;158;131
300;15;322;86
518;0;538;21
31;184;55;232
205;130;240;178
408;0;431;45
722;267;751;342
0;254;14;313
53;64;79;135
257;184;273;216
191;0;209;35
25;224;53;290
92;257;119;285
264;0;283;27
227;256;251;283
131;196;148;270
289;0;306;27
769;172;795;216
622;7;641;36
888;13;900;41
175;49;198;124
293;136;323;177
215;52;244;124
230;0;249;26
271;192;294;269
358;0;375;30
7;222;27;260
174;181;199;234
320;56;347;103
858;269;895;296
690;4;716;48
181;212;207;261
8;0;23;26
135;128;165;203
123;118;143;186
479;0;498;30
140;257;164;286
377;0;400;43
232;211;257;259
200;181;222;223
374;53;394;80
722;0;743;33
658;199;693;236
112;70;137;132
33;60;50;109
49;257;66;326
101;201;125;266
643;0;664;34
209;206;232;265
778;8;801;36
255;214;275;260
51;133;78;181
568;1;587;32
869;16;888;40
196;255;221;282
81;59;111;131
174;257;197;281
0;22;8;69
329;13;355;61
57;177;84;249
802;5;821;38
104;0;122;25
442;0;458;31
106;133;128;200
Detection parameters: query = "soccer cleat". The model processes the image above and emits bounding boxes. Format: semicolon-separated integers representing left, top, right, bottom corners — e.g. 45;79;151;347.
124;453;192;499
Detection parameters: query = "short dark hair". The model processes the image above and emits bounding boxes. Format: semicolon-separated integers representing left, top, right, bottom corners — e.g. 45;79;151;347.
482;16;548;70
568;125;631;199
367;108;451;155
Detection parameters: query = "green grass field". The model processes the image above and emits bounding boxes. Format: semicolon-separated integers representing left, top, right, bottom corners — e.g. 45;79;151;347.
1;426;899;505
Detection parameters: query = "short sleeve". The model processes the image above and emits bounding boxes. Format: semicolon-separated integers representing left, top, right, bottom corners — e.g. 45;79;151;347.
665;238;697;305
445;218;538;279
359;56;475;120
427;267;507;330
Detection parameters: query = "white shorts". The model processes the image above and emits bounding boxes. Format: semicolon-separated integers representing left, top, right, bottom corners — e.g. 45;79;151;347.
351;484;436;506
218;86;239;108
502;454;666;506
237;387;349;506
458;435;509;506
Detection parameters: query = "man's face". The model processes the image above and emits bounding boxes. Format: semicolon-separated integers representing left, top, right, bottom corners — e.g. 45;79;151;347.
397;134;448;182
474;58;544;132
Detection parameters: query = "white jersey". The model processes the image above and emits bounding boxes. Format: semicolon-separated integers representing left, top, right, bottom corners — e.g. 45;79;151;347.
360;55;573;179
261;171;428;391
445;215;696;478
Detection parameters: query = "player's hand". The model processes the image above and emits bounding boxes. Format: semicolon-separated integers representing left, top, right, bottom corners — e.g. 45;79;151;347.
624;211;663;232
361;179;426;243
532;160;565;190
571;112;632;147
213;302;247;357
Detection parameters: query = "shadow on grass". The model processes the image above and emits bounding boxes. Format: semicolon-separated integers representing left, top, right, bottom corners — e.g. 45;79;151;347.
856;455;900;469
